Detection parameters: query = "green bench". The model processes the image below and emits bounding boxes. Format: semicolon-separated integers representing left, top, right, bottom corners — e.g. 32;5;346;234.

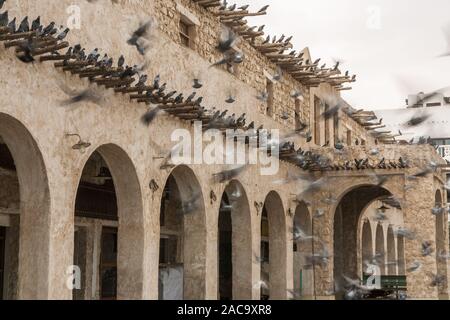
362;275;407;299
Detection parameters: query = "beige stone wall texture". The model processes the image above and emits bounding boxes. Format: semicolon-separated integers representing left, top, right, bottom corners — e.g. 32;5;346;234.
0;0;447;300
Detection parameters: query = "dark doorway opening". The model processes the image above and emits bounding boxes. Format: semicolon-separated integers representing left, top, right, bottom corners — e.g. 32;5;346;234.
334;185;395;299
73;151;118;300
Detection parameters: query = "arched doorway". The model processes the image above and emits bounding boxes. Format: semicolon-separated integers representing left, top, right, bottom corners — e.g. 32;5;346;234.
0;113;50;299
158;165;206;300
260;191;286;300
361;220;373;277
72;144;144;300
292;201;313;299
387;226;397;275
333;184;394;298
217;181;252;300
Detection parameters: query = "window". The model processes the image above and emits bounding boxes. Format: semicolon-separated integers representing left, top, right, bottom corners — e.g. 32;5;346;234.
426;102;441;107
361;139;366;146
295;99;302;130
324;104;330;144
314;96;322;145
266;79;274;117
346;129;352;146
333;112;339;144
179;19;193;48
177;3;199;50
159;236;178;265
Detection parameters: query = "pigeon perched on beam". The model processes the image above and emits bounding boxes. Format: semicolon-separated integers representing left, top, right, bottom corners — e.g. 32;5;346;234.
17;16;29;33
31;16;41;31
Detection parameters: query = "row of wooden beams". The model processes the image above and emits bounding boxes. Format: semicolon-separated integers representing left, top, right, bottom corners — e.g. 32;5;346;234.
190;0;361;92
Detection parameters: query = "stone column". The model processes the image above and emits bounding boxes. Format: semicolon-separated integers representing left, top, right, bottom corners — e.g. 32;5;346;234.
251;214;261;300
18;177;74;300
141;192;160;300
266;194;288;300
312;204;335;300
232;199;256;300
403;175;440;299
204;200;218;300
184;201;208;300
285;216;294;299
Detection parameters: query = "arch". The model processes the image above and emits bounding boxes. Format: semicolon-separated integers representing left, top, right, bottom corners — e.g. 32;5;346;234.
72;143;144;300
375;224;386;276
261;191;287;300
361;220;373;277
159;165;206;300
0;113;51;299
387;226;397;275
333;184;393;298
218;180;252;300
293;201;313;299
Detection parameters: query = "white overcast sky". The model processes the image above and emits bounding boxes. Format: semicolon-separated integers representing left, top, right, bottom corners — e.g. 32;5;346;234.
232;0;450;110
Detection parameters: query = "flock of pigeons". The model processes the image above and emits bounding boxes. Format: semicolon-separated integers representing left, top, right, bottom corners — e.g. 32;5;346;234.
1;0;449;300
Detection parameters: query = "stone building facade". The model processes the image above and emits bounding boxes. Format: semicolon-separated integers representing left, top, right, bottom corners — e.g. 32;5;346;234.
0;0;448;300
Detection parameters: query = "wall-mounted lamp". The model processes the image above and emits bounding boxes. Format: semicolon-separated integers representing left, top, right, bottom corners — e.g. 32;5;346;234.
193;78;203;89
65;133;91;152
377;204;390;213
